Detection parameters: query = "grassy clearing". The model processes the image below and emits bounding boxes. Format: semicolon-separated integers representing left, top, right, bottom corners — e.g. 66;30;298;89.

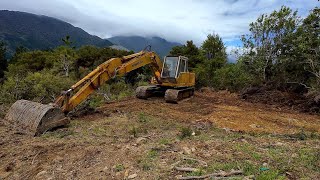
4;108;319;179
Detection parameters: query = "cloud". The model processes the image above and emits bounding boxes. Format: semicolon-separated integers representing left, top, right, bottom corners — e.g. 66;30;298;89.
0;0;318;47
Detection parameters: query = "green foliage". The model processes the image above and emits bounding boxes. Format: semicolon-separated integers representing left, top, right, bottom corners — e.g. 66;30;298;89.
0;43;137;112
114;164;125;172
179;127;193;139
212;64;254;92
0;70;74;103
129;126;138;137
201;34;227;60
238;6;320;92
169;40;201;69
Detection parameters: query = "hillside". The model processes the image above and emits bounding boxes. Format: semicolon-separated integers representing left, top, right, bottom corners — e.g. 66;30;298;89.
0;10;113;55
108;36;181;57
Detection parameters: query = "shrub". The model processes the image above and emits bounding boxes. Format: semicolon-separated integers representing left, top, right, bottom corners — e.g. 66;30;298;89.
0;70;74;104
212;64;254;92
179;127;193;139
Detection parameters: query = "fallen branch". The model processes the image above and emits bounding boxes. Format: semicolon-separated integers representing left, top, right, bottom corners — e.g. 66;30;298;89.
183;157;208;167
175;167;199;172
31;151;40;165
177;170;243;180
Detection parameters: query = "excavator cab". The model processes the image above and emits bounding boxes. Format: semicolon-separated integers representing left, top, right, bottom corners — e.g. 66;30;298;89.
137;55;195;102
161;56;188;78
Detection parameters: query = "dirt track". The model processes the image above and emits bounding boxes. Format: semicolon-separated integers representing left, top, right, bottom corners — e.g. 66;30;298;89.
0;91;319;179
99;90;320;134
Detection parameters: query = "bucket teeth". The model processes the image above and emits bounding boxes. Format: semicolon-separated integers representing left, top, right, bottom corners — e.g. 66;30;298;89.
5;100;69;136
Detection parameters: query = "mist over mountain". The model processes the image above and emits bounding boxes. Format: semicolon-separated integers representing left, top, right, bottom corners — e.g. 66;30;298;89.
108;36;182;57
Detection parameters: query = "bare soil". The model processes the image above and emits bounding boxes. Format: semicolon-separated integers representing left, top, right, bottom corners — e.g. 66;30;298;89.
0;91;319;179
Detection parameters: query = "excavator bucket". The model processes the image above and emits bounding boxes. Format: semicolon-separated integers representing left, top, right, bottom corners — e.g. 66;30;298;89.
5;100;69;136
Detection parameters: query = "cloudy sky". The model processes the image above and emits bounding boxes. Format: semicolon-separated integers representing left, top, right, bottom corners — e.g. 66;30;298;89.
0;0;318;48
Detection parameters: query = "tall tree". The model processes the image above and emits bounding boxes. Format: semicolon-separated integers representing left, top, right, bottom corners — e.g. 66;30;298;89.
169;40;200;69
201;33;227;69
195;34;227;87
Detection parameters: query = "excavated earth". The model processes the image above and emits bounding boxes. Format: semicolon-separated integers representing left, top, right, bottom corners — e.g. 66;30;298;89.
0;90;319;179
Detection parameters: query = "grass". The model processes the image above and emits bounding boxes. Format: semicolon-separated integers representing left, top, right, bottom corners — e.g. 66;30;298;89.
114;164;125;172
30;110;320;179
179;127;193;139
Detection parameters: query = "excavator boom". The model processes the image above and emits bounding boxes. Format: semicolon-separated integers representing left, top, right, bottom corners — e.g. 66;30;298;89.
5;48;195;136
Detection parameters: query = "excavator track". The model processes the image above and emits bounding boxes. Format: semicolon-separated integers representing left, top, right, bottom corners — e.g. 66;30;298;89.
135;85;165;99
165;87;194;103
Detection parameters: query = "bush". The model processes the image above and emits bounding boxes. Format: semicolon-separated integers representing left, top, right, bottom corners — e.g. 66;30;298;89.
212;64;254;92
179;127;193;139
0;70;74;104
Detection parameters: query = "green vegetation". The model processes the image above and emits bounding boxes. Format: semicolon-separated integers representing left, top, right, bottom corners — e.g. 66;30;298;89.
170;6;319;93
178;127;193;139
0;44;135;111
114;164;125;172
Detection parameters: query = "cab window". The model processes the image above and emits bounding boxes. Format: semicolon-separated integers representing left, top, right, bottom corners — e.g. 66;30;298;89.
162;57;179;78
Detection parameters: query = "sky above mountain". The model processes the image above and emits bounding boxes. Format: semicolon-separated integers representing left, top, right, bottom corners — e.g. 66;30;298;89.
0;0;318;50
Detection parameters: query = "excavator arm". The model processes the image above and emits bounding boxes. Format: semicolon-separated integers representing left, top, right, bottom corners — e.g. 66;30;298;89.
5;48;195;136
55;50;163;113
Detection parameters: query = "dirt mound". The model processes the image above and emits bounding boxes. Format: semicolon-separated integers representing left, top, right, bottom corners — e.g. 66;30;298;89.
241;86;320;113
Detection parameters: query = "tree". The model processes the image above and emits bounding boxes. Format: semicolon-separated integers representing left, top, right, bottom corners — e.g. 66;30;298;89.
54;46;77;77
200;33;227;71
10;45;28;64
0;41;8;79
194;34;227;87
295;7;320;89
62;35;73;47
241;6;301;83
201;33;227;60
169;40;200;69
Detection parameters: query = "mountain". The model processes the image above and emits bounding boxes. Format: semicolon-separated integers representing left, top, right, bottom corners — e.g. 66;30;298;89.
108;36;182;57
0;10;113;55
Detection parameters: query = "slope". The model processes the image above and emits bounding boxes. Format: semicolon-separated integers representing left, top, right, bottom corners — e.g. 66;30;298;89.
0;10;113;55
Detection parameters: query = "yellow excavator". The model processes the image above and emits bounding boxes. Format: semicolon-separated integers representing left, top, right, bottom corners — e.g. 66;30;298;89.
5;47;195;136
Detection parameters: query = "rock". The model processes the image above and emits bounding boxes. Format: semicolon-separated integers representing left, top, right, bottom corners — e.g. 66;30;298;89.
291;153;298;158
124;170;129;178
136;137;147;144
249;124;261;128
175;175;183;178
241;139;248;143
128;173;137;179
222;128;231;132
102;166;109;173
36;171;47;178
182;147;191;154
263;162;268;167
191;147;196;152
275;142;284;146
